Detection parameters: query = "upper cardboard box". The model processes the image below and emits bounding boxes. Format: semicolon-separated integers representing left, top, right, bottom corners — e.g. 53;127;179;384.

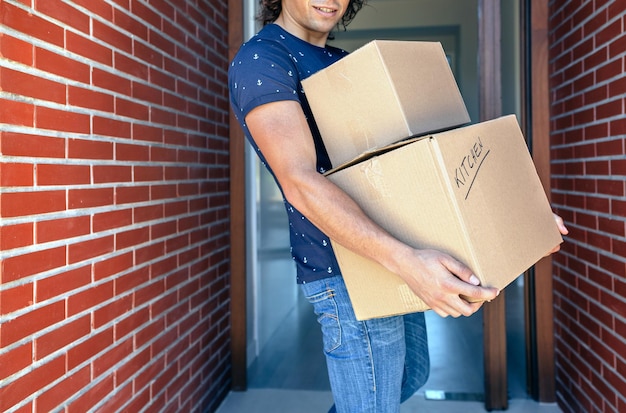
302;40;470;167
326;115;563;320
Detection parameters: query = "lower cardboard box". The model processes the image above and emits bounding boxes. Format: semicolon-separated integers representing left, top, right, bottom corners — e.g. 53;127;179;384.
326;115;563;321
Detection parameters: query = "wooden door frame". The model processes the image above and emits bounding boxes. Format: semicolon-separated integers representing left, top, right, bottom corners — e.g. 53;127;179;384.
227;0;556;401
228;0;247;392
520;0;556;403
478;1;508;409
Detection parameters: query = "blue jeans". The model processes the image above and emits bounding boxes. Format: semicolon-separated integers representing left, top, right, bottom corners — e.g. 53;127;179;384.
301;275;430;413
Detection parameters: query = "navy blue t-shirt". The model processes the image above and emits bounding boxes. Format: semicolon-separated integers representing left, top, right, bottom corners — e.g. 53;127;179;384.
228;24;348;284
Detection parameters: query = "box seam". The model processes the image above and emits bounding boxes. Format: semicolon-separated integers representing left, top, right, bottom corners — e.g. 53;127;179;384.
428;137;483;281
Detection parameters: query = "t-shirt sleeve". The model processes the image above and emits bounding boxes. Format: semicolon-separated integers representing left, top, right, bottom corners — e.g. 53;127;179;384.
229;39;301;119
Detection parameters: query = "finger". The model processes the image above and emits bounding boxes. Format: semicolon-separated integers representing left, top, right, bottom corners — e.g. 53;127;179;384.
439;254;476;284
457;283;499;303
554;213;569;235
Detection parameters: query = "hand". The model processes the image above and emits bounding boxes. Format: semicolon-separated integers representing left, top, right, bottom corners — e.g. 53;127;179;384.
399;249;499;318
546;213;569;255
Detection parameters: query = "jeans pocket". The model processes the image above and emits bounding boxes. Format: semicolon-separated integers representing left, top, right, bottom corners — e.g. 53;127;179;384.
304;287;341;354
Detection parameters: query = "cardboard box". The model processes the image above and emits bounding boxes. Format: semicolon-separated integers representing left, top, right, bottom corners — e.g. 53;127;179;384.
302;40;470;168
326;115;563;320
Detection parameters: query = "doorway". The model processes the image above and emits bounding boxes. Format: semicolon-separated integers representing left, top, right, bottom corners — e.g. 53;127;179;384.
233;0;549;408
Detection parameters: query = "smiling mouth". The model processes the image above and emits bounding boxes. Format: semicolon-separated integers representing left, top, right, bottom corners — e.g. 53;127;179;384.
313;6;337;14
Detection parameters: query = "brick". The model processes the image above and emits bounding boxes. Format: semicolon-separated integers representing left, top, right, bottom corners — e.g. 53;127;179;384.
37;106;90;134
0;282;34;314
135;82;165;106
597;19;622;48
150;107;177;127
66;376;114;413
132;0;162;29
67;280;114;316
1;162;34;186
115;97;150;120
598;179;625;196
0;98;34;126
609;73;626;97
134;204;164;223
164;130;187;146
0;300;65;347
1;132;65;158
68;138;114;160
116;142;150;161
165;201;189;218
0;34;33;65
115;52;149;80
37;163;91;186
0;342;32;380
134;41;164;68
36;215;91;244
1;2;64;47
114;266;150;296
116;185;150;204
35;0;89;33
612;158;626;175
93;252;133;280
68;328;114;370
92;68;132;96
35;366;91;413
165;166;189;181
93;295;133;330
95;383;133;413
36;265;91;301
68;235;114;264
135;241;165;265
0;222;34;250
132;123;163;143
66;31;113;66
150;256;180;276
93;165;132;183
598;216;626;237
35;48;90;84
71;0;112;20
134;165;164;181
134;278;166;308
596;99;623;119
149;35;176;67
1;245;66;283
35;315;90;359
151;146;178;162
1;190;66;218
93;116;131;139
115;227;150;250
91;338;133;381
0;356;66;412
114;7;148;40
115;307;151;342
93;208;133;232
1;68;66;104
68;86;115;112
68;187;114;209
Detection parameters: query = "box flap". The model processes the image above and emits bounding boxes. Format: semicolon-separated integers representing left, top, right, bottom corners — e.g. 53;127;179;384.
376;41;470;136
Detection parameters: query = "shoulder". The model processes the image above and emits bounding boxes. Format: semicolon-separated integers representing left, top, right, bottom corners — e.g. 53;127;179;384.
231;26;296;66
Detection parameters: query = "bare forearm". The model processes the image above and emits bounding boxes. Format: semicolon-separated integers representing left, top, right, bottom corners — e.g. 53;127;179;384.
282;171;410;276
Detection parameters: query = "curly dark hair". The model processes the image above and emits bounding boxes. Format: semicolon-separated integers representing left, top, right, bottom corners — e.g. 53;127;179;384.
258;0;366;29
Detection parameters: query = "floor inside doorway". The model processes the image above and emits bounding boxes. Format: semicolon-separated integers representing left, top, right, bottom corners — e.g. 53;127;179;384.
247;277;528;397
218;278;563;412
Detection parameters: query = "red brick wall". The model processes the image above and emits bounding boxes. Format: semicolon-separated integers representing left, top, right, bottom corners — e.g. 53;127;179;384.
0;0;232;411
549;0;626;411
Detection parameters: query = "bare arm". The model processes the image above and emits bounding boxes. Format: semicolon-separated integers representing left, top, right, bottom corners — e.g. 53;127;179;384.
246;100;499;317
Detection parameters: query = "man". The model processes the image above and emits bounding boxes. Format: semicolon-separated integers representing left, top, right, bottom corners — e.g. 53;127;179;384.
228;1;568;411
